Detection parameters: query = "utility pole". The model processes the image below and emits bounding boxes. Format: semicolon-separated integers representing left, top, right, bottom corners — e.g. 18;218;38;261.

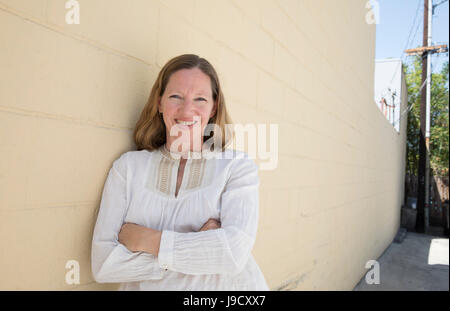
416;0;429;234
405;0;448;233
425;0;432;234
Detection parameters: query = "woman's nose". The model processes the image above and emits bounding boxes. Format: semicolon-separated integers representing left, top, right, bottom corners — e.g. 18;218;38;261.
179;98;195;111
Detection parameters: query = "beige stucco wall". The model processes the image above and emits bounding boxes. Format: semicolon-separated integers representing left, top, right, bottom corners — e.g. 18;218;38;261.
0;0;406;290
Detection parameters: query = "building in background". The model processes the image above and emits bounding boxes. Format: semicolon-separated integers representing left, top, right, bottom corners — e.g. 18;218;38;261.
374;58;408;133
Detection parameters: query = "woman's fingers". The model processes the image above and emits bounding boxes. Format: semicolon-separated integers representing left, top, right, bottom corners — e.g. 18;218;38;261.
204;218;220;226
199;218;221;231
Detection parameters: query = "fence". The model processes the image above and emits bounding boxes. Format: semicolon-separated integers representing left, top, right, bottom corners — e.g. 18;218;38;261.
404;174;449;228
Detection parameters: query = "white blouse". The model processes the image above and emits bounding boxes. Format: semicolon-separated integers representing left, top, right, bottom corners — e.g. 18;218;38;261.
91;145;270;291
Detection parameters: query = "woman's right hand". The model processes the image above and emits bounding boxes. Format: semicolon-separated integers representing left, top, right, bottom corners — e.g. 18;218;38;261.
199;218;221;232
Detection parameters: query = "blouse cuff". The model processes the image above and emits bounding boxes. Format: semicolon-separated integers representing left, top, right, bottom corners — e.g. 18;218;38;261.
158;230;175;271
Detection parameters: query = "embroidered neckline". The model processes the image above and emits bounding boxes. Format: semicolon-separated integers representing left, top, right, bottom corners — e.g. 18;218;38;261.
158;144;211;161
147;144;216;199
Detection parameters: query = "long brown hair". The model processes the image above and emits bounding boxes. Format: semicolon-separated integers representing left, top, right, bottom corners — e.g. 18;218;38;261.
133;54;233;152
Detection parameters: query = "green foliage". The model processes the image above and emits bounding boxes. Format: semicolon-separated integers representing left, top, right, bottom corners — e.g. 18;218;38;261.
405;56;449;177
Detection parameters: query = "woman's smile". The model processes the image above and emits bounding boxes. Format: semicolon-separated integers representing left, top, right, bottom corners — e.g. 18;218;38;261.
175;119;198;126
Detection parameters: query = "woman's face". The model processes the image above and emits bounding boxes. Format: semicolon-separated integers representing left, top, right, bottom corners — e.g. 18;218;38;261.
158;68;217;153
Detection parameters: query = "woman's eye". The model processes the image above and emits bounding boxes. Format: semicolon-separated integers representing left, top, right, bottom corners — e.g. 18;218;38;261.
169;95;206;102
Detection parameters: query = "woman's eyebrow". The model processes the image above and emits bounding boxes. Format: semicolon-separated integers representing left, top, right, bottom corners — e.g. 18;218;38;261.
195;91;209;96
169;91;209;97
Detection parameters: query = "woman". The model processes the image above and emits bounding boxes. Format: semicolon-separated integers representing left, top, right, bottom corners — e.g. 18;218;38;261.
91;54;270;291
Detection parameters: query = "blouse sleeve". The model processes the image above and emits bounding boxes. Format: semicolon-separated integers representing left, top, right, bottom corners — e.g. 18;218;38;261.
91;152;164;283
157;153;260;276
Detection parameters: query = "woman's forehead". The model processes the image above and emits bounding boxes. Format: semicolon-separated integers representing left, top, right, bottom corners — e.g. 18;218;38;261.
167;69;211;91
166;81;212;96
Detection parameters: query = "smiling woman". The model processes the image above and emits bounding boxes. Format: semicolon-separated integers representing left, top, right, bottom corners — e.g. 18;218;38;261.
90;54;270;291
134;54;233;154
157;66;218;154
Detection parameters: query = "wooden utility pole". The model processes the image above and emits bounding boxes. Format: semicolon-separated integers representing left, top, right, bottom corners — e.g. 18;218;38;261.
415;0;429;233
405;0;448;233
405;44;448;55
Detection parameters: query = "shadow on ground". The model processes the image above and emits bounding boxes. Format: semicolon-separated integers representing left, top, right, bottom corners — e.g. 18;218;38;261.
353;232;449;291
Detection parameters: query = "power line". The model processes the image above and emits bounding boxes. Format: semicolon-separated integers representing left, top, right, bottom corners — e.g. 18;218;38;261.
392;76;429;127
382;1;448;130
388;0;423;86
432;47;449;73
404;0;424;59
377;0;423;111
433;0;449;12
407;6;425;63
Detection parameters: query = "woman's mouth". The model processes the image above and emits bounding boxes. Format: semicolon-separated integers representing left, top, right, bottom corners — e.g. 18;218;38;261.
175;119;197;126
175;119;198;128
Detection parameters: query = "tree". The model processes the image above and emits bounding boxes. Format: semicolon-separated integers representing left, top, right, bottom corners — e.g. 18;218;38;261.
404;57;449;177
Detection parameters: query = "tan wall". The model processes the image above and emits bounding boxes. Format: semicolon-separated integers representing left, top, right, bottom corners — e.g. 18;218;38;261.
0;0;406;290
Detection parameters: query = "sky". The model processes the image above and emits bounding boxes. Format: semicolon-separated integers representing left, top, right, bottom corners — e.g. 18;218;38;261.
373;0;449;73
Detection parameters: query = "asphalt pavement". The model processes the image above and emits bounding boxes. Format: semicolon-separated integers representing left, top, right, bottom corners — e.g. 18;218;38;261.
353;231;449;291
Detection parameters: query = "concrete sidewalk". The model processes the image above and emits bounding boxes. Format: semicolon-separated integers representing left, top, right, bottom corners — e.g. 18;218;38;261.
353;231;449;291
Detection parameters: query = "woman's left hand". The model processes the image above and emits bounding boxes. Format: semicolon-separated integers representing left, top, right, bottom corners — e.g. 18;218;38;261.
118;223;161;255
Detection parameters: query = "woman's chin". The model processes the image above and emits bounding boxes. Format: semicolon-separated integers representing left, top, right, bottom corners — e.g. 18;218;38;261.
167;139;203;152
